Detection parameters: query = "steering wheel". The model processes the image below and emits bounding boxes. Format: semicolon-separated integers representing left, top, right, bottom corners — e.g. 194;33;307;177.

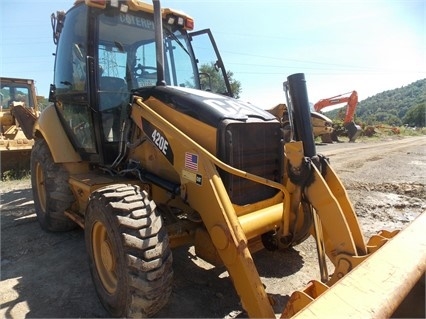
134;64;157;77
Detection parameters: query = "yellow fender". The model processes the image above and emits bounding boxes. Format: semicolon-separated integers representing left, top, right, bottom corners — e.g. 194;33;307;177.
34;105;81;163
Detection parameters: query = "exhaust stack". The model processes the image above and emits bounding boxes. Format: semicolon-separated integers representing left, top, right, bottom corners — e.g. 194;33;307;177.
153;0;166;86
286;73;316;158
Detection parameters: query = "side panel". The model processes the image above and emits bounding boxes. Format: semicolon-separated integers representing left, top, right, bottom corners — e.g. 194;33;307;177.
141;95;218;154
34;105;81;163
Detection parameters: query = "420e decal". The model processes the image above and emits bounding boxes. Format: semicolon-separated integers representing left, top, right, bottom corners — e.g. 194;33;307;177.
142;118;174;164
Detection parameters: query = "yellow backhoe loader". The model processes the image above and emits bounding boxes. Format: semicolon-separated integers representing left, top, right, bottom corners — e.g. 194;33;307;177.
0;77;39;176
19;0;425;317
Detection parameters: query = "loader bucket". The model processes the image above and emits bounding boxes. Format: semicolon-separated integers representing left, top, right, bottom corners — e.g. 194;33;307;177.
282;212;426;318
0;148;32;177
0;125;34;177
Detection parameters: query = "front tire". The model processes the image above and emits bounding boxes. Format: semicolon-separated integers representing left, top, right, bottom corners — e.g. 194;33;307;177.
85;184;173;318
31;138;76;231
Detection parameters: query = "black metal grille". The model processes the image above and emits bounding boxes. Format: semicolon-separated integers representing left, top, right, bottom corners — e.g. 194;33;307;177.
218;120;282;205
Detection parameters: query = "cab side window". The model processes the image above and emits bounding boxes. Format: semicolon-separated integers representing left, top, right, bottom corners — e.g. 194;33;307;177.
54;5;95;152
54;7;87;95
97;44;130;142
0;84;30;109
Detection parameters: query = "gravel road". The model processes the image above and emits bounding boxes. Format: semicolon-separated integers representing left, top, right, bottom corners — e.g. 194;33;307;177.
1;135;425;318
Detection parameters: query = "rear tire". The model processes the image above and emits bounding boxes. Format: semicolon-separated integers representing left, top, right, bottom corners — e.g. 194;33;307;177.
85;184;173;318
31;138;76;231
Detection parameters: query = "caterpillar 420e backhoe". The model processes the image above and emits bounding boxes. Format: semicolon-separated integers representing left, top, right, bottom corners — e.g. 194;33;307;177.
20;0;424;317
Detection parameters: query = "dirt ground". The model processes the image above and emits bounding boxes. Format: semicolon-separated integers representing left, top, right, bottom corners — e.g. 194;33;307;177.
1;135;425;318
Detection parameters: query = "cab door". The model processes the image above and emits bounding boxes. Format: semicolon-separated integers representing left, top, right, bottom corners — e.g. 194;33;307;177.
51;5;99;162
189;29;233;97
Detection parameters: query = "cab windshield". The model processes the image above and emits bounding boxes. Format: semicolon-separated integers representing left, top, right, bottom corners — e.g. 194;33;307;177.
97;10;198;92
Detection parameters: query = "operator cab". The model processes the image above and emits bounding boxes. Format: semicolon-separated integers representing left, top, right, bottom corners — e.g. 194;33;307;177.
1;78;36;110
50;1;231;165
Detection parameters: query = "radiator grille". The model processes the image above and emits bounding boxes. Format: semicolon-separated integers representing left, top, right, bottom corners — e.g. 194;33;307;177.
218;120;282;205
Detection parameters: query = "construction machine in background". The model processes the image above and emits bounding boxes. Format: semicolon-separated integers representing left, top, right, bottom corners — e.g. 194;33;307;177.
17;0;424;317
0;77;39;176
310;111;334;140
314;90;362;143
266;104;334;143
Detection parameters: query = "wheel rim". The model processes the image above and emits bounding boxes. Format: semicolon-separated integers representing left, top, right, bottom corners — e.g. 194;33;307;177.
34;161;47;212
92;221;117;294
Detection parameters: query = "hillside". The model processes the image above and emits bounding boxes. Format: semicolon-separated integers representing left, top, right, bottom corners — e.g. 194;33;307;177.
324;78;426;127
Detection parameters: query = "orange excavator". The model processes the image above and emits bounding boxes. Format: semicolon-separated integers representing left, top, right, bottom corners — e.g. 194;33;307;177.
314;90;362;142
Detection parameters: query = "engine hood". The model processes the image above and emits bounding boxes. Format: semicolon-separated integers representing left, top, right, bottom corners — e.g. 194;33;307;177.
133;86;276;127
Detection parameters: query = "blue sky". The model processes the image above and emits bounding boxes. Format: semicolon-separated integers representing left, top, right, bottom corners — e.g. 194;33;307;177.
1;0;425;109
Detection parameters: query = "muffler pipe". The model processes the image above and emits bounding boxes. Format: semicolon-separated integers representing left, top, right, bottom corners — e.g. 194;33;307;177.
286;73;316;158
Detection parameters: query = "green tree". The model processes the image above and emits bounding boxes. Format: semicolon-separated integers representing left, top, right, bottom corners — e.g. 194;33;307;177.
36;96;50;111
403;102;426;127
356;78;426;124
199;62;242;98
385;114;402;126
